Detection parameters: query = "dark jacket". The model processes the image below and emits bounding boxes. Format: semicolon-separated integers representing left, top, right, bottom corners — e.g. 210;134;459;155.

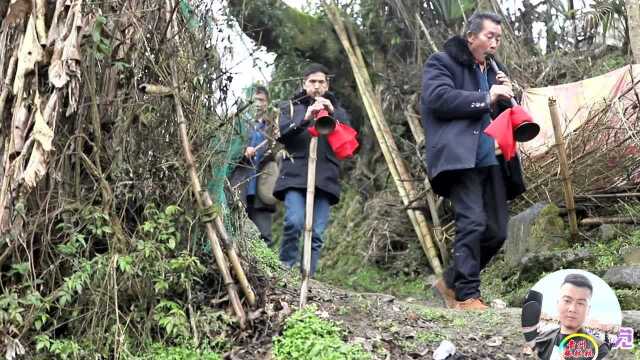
273;90;351;205
227;113;278;212
534;327;609;360
420;35;525;199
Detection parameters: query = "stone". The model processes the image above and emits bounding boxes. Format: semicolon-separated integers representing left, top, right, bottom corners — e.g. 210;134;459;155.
622;247;640;266
598;224;617;242
622;310;640;332
491;299;507;309
616;289;640;310
504;203;568;267
518;249;592;282
603;266;640;289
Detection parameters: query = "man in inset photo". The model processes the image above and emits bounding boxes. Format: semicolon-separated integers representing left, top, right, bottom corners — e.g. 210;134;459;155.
534;273;610;359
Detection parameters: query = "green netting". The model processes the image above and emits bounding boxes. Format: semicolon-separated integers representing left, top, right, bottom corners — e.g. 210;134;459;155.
205;108;251;241
179;0;199;31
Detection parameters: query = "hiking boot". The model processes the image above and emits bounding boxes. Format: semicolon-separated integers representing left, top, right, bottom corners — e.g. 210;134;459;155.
454;298;489;311
432;278;456;309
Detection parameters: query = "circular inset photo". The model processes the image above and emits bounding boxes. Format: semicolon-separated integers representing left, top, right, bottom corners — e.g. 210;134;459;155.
521;269;622;359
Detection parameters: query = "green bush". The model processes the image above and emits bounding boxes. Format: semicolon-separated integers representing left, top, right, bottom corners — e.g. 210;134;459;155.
273;305;370;360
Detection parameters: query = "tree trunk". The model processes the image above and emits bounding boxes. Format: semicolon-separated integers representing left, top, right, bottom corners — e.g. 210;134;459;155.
627;0;640;64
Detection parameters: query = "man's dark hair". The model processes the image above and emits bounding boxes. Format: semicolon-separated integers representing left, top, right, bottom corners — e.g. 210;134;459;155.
465;12;502;34
562;273;593;296
254;85;269;99
303;63;331;80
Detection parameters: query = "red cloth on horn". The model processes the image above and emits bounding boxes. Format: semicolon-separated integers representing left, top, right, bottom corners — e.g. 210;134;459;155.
484;105;533;160
308;126;320;137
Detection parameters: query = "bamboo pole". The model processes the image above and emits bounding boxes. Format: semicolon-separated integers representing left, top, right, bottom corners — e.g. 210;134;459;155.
548;97;579;240
346;11;443;273
211;213;256;307
403;100;447;266
204;209;255;306
456;0;468;25
165;0;253;324
404;110;424;146
580;217;637;225
300;136;318;308
575;193;640;199
326;4;442;275
416;14;439;54
170;62;246;328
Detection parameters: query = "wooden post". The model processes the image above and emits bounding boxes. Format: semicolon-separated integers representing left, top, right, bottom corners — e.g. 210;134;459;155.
326;5;443;275
300;136;318;308
548;97;579;240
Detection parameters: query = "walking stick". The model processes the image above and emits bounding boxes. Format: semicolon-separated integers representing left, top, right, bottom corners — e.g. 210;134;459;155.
299;136;318;308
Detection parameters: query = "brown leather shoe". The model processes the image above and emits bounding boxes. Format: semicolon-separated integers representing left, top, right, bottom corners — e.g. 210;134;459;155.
455;298;489;311
432;278;456;309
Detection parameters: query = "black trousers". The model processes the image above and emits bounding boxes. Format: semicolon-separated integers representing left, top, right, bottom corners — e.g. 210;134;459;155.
443;166;509;301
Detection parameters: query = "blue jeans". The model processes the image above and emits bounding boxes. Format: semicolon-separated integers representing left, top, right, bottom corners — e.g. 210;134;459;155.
279;189;331;276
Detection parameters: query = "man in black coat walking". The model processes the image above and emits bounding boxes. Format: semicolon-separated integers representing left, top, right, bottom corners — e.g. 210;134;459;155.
421;12;523;310
274;63;351;276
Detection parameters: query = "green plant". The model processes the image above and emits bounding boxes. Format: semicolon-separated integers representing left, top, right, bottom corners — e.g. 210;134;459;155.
416;330;445;344
90;15;113;60
135;343;222;360
417;308;451;323
154;301;190;340
273;305;370;360
35;336;85;359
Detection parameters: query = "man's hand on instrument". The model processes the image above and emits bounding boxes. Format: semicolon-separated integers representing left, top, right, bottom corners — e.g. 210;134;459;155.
244;146;256;158
495;71;513;92
489;84;514;104
304;101;326;121
314;97;335;113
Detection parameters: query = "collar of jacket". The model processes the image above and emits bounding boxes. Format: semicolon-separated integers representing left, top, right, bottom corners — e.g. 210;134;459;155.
443;35;505;69
290;89;339;107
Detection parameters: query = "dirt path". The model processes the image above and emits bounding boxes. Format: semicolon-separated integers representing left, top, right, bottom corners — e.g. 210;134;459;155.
229;279;636;359
235;279;525;359
304;281;525;359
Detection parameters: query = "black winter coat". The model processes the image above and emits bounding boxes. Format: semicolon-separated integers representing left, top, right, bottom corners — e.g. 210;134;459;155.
421;35;525;199
273;91;351;205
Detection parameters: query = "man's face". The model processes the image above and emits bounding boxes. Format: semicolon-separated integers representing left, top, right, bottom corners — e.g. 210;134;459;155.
303;72;329;98
467;20;502;62
557;283;591;333
253;92;268;115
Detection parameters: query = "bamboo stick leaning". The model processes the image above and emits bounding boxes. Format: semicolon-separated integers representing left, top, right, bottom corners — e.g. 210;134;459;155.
325;4;443;275
165;1;251;326
169;64;247;328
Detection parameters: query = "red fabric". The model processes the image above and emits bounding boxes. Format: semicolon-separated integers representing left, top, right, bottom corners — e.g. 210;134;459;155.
308;126;320;137
328;122;359;159
484;105;533;160
307;121;359;160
